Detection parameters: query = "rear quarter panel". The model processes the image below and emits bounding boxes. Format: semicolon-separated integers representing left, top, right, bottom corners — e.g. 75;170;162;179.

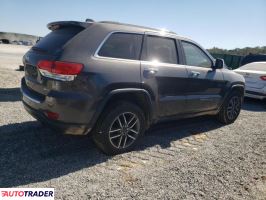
57;24;143;124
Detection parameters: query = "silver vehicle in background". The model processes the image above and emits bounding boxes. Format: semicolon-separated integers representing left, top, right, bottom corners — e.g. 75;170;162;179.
234;62;266;100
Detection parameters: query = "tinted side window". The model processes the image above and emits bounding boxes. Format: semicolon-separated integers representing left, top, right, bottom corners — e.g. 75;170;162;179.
144;36;178;64
98;33;142;60
181;41;212;68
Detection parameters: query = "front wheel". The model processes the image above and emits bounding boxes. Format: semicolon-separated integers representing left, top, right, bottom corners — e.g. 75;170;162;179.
92;102;146;155
217;91;243;124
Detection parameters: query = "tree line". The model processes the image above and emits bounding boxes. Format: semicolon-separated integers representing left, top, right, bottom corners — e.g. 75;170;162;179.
207;46;266;56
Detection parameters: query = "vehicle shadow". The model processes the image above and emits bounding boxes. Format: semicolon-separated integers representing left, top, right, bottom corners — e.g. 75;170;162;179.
137;116;222;150
242;97;266;112
1;98;264;187
0;87;21;102
0;116;222;187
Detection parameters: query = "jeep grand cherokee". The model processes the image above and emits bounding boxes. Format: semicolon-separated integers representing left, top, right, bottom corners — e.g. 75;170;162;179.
21;20;245;155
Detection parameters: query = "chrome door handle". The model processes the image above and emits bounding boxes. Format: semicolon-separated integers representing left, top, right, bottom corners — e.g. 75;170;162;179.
190;71;200;77
144;68;158;78
147;68;158;74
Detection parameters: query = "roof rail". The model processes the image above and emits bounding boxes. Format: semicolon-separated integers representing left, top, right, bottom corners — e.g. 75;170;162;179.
99;21;176;35
99;21;123;25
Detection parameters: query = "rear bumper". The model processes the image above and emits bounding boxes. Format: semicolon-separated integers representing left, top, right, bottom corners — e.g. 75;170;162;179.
21;77;94;135
23;102;90;135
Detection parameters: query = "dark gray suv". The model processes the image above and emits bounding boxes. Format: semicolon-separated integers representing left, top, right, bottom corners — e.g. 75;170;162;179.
21;20;245;154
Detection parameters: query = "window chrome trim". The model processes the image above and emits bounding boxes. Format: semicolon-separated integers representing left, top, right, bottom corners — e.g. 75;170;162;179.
94;31;144;62
93;31;188;66
94;31;180;63
144;31;178;39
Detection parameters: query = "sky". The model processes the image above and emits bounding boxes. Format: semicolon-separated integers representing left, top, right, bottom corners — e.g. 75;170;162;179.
1;0;265;49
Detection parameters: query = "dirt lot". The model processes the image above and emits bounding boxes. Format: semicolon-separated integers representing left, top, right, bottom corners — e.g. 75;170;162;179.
0;44;30;70
0;44;265;200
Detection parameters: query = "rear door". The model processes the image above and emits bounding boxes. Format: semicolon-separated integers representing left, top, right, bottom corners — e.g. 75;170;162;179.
180;41;226;113
140;33;188;117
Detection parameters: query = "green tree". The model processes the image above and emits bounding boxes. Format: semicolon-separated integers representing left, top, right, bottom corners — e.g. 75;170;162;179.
207;46;266;56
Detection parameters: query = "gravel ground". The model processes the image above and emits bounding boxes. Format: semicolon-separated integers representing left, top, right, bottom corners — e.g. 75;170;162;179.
0;44;265;200
0;44;30;70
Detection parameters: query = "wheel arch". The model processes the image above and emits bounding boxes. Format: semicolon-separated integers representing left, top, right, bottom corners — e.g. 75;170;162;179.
230;84;245;95
91;89;154;130
217;83;245;113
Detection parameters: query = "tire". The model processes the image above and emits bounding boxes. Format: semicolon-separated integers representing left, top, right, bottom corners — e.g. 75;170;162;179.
92;101;146;155
217;91;243;124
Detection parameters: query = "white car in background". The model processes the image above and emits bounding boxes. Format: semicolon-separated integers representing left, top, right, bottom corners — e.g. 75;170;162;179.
234;62;266;100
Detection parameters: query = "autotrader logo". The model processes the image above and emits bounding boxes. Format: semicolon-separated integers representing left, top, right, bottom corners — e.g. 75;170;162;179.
0;188;54;199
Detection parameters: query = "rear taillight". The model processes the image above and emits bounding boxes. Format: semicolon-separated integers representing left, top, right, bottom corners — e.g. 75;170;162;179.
38;60;54;71
37;60;84;81
52;61;83;75
45;111;59;120
260;76;266;81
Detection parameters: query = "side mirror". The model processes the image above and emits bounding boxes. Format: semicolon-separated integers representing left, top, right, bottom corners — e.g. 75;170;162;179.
213;58;224;69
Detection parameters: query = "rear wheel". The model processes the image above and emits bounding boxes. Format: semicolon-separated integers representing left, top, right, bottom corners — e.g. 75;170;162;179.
92;102;145;155
217;91;242;124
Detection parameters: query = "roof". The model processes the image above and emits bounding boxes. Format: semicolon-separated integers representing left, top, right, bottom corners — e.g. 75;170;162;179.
99;21;176;35
47;20;190;40
97;21;192;41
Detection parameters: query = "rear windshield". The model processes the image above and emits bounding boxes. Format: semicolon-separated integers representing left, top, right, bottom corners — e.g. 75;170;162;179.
33;26;83;54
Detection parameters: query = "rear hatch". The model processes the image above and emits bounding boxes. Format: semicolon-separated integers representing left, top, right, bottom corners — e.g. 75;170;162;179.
23;21;90;95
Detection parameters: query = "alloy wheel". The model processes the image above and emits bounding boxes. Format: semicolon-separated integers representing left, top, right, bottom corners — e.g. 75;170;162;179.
227;96;241;120
108;112;140;149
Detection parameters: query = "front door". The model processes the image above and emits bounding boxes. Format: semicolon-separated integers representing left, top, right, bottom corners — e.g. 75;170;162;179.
180;41;226;113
